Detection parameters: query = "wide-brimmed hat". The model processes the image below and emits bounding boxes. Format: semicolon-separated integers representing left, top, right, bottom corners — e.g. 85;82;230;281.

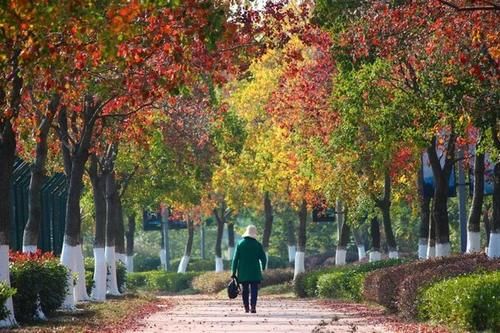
242;225;257;239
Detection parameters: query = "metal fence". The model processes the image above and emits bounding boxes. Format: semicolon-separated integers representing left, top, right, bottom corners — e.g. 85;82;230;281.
10;159;66;255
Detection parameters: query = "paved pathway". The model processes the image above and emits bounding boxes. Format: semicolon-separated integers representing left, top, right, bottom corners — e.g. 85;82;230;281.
128;295;394;333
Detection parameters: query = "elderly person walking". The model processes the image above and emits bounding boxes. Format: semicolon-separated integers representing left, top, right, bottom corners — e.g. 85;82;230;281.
231;225;267;313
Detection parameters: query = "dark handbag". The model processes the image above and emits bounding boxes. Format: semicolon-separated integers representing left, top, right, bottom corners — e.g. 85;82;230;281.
227;277;240;299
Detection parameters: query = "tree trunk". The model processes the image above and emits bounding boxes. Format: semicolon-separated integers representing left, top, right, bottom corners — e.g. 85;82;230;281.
0;94;19;327
427;135;455;257
286;219;296;263
105;171;120;295
294;200;307;279
115;198;126;264
369;217;381;262
262;191;273;254
23;94;60;252
466;152;484;253
125;213;135;273
427;201;437;258
484;206;491;248
213;203;226;272
88;154;106;301
353;229;366;261
487;163;500;258
336;207;350;266
227;222;235;260
376;171;398;258
418;164;431;259
178;220;194;273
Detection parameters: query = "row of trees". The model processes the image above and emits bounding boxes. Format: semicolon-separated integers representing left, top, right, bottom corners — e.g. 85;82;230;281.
1;0;283;326
201;0;498;277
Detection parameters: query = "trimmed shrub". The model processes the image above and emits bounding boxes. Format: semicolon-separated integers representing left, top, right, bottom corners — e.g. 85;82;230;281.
418;271;500;332
363;253;490;311
38;258;68;315
126;271;200;292
192;269;293;294
317;271;365;301
397;255;500;319
9;250;68;322
267;256;289;269
295;259;405;298
134;253;161;272
294;268;340;298
0;282;16;321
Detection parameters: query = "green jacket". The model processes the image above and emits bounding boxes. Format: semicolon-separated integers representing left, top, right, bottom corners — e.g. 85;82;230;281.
231;237;267;282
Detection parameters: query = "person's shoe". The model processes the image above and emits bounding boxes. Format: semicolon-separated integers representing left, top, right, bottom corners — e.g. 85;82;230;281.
244;306;249;313
251;307;256;313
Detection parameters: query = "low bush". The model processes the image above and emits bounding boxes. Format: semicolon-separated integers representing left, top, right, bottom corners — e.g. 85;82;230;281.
363;253;494;311
418;271;500;332
295;259;405;299
126;271;200;292
294;268;339;298
0;282;16;321
9;250;68;322
317;271;365;301
397;255;500;319
192;268;293;294
134;253;161;272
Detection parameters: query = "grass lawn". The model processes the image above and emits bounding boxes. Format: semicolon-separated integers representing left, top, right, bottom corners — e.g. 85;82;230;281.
0;293;170;333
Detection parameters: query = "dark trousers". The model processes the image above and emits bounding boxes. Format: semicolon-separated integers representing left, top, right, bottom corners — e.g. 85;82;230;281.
241;281;259;309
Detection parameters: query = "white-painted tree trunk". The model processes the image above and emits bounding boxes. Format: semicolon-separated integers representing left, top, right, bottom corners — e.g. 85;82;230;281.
293;251;305;279
388;251;399;259
418;238;427;259
227;246;234;260
263;252;269;270
436;243;451;257
369;251;381;262
357;245;366;260
466;231;481;253
215;256;223;272
125;255;134;273
287;245;296;263
487;233;500;258
74;245;89;302
0;245;17;328
177;255;190;273
60;243;77;309
159;250;166;269
426;246;436;259
91;247;106;301
22;245;37;253
335;249;346;266
105;246;120;295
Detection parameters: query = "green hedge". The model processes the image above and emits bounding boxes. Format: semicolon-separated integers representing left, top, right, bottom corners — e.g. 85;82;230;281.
126;271;200;292
295;259;405;298
192;269;293;294
10;252;68;322
418;271;500;332
0;282;16;321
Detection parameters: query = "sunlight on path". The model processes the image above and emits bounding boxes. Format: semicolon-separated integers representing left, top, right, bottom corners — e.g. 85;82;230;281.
127;295;392;333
